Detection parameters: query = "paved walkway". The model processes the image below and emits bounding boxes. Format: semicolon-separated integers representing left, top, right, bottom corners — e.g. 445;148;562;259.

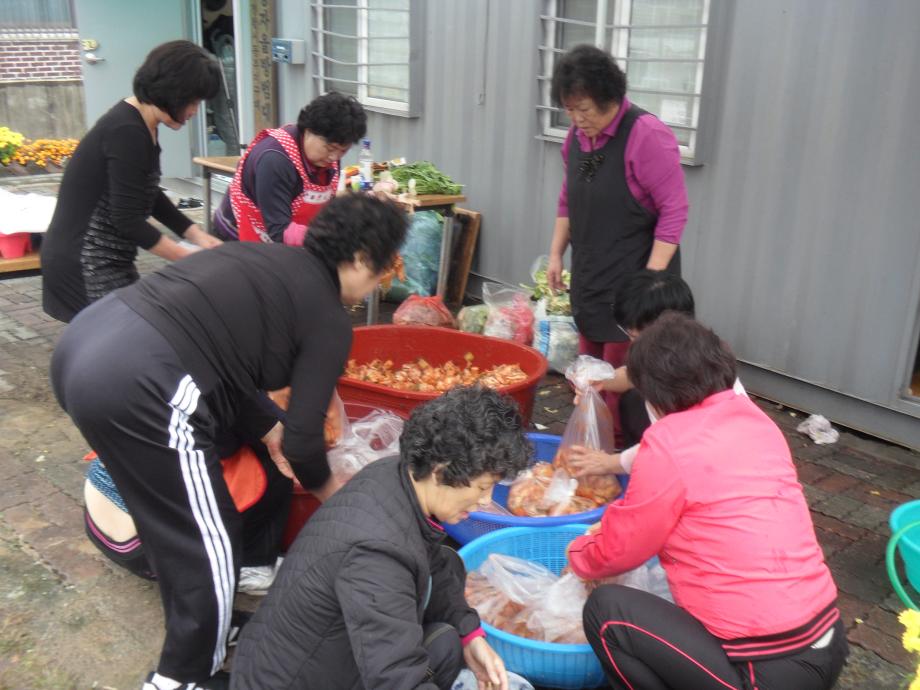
0;185;917;688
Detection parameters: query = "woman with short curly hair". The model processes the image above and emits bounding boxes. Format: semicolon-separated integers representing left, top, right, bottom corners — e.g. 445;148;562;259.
232;386;532;690
213;91;367;244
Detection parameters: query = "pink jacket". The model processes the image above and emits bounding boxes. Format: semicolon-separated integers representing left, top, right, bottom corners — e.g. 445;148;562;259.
569;390;838;641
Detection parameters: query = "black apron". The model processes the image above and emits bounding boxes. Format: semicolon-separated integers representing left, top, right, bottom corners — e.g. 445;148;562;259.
568;105;681;343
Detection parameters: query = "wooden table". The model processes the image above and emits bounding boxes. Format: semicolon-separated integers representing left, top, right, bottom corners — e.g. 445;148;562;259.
192;155;240;234
0;250;40;274
366;193;466;325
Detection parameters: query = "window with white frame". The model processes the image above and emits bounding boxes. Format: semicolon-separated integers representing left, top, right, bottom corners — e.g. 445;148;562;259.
539;0;710;162
310;0;423;116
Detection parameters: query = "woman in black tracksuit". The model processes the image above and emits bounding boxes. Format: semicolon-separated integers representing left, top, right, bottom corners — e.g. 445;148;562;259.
51;194;407;690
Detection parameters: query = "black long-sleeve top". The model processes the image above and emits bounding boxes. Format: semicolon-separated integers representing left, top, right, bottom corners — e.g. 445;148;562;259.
119;242;351;490
41;100;193;322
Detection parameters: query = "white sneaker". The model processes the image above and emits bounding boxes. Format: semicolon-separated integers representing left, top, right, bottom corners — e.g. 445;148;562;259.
237;557;283;595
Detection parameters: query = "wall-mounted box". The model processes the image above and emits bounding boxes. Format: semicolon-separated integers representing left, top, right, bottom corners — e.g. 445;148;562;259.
271;38;305;64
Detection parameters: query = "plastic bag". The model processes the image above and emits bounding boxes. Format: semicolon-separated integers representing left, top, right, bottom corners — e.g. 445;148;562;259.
533;298;579;373
553;356;622;505
482;282;534;345
465;554;557;639
457;304;490;334
392;294;457;328
465;554;588;644
796;414;839;445
327;409;404;483
506;462;595;517
610;560;674;603
383;211;442;300
480;553;558;604
350;410;403;452
526;572;590;643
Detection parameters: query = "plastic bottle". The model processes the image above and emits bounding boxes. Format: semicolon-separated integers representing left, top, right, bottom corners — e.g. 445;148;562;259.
358;138;373;186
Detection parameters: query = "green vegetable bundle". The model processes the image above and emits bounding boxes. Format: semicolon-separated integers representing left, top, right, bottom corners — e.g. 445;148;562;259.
390;161;463;195
521;267;572;316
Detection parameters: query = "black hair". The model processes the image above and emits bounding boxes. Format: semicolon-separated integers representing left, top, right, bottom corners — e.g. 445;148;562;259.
551;44;627;109
296;92;367;145
401;386;532;487
627;312;736;415
614;270;695;332
133;40;221;122
304;193;407;273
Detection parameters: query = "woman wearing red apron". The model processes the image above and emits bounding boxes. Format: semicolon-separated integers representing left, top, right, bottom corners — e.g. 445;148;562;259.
212;92;367;245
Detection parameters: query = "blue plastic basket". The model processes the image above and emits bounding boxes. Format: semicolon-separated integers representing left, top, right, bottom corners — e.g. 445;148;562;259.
458;525;606;689
443;432;629;545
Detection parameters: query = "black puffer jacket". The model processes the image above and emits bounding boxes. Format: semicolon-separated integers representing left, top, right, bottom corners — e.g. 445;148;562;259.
230;455;481;690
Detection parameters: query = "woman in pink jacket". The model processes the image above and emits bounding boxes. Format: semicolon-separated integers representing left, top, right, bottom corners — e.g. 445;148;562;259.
569;313;847;690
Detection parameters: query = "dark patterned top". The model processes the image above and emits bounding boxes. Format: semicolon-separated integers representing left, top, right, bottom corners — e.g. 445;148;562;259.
41;100;193;322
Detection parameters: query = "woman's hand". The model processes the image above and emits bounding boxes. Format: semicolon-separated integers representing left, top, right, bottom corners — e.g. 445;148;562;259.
547;253;566;294
572;379;608;406
261;421;294;479
184;224;223;249
463;636;509;690
566;446;623;477
572;368;632;404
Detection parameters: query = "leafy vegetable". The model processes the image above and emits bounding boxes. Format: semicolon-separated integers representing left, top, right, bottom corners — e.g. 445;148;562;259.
521;268;572;316
390;161;463;195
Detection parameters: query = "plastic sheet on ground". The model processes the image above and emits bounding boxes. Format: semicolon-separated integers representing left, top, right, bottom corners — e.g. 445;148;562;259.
796;414;839;445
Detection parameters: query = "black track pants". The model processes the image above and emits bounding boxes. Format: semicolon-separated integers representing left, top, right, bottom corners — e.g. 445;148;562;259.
52;296;240;683
583;585;847;690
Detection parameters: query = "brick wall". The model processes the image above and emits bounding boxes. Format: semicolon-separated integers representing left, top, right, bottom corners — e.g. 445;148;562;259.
0;31;82;83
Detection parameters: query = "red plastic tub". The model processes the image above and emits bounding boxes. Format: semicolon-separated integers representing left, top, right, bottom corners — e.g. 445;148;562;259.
338;325;549;425
281;401;409;550
0;232;31;259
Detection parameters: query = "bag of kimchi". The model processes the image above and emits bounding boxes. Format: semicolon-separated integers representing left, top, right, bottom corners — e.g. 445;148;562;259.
392;294;457;328
553;356;622;505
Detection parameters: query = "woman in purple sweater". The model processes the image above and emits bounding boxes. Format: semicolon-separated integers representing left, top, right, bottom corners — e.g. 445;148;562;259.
546;45;689;443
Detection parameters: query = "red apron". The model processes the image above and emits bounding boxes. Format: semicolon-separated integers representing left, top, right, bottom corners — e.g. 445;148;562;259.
229;127;339;243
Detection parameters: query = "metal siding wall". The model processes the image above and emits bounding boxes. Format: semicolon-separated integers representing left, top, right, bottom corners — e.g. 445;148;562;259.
366;0;549;284
275;0;920;424
684;0;920;410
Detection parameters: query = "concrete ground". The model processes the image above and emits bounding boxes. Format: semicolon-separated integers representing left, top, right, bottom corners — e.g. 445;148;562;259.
1;177;918;689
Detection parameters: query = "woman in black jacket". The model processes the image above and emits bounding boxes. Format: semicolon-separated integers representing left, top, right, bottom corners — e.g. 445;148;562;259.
231;386;532;690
